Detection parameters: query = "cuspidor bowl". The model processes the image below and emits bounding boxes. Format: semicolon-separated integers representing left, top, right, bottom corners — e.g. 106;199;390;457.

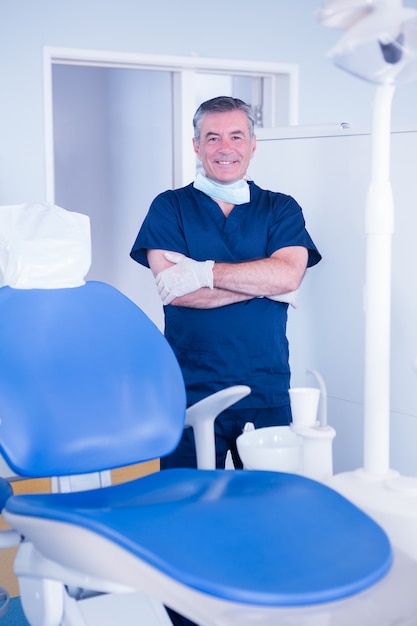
236;425;303;473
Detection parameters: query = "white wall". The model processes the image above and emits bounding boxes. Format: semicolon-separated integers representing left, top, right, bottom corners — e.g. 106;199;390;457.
1;0;417;204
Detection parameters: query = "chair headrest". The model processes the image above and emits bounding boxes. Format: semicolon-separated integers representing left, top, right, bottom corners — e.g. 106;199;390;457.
0;281;186;477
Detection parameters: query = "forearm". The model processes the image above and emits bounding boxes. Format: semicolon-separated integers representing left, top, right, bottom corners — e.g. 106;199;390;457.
147;247;307;308
164;255;301;308
213;257;302;297
168;286;254;309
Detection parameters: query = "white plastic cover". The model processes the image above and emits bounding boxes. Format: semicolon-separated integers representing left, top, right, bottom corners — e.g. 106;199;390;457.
318;0;376;30
0;202;91;289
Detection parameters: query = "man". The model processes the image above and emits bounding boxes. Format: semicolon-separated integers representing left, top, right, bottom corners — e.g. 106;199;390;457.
131;96;321;471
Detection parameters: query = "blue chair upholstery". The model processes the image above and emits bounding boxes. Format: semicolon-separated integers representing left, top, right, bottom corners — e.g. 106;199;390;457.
0;282;185;476
0;281;408;626
6;469;391;607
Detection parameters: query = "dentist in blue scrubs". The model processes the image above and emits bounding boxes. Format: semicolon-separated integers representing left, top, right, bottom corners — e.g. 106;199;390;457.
131;96;321;472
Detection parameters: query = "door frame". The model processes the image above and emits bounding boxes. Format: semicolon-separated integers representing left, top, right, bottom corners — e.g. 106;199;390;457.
43;46;299;201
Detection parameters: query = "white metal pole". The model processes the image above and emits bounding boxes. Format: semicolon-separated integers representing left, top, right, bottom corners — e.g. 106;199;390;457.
363;83;395;475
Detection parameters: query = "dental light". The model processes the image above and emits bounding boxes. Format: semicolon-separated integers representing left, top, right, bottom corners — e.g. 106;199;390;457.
320;0;417;84
319;0;417;477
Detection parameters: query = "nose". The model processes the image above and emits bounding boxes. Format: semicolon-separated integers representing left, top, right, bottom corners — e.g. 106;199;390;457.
218;138;233;153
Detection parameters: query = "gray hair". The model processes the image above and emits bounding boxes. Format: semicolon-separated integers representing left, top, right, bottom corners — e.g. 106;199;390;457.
193;96;255;143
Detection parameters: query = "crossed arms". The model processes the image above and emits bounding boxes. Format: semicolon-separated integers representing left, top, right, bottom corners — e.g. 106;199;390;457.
147;247;308;309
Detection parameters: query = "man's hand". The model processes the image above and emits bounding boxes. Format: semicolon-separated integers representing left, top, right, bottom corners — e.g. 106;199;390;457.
156;252;214;305
266;290;298;308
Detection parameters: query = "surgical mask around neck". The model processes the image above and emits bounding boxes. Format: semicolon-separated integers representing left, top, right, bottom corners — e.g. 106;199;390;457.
193;172;250;205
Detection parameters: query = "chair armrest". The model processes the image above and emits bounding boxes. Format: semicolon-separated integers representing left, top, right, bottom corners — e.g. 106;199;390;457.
185;386;251;469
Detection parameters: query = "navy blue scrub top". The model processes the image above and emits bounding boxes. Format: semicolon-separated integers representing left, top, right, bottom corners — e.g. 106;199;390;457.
131;181;321;408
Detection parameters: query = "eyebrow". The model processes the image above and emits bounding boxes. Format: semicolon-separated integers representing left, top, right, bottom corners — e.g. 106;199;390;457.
204;129;246;139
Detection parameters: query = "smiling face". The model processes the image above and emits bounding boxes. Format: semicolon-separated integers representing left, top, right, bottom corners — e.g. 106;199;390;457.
192;110;256;184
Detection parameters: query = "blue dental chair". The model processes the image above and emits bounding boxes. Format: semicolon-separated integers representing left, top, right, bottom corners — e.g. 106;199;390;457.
1;281;417;626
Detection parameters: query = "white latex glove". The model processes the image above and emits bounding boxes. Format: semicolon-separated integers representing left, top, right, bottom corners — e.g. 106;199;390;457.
156;252;214;305
266;290;298;308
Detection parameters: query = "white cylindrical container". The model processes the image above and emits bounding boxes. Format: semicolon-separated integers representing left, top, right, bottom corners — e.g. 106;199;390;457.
289;387;320;429
295;425;336;482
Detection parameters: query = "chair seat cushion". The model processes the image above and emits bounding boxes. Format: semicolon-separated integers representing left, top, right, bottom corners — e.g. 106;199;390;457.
5;469;392;606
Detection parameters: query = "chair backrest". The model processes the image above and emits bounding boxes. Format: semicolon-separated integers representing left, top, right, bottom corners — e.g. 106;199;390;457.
0;281;186;478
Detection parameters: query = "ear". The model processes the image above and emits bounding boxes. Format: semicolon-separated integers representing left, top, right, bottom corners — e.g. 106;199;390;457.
192;137;201;158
